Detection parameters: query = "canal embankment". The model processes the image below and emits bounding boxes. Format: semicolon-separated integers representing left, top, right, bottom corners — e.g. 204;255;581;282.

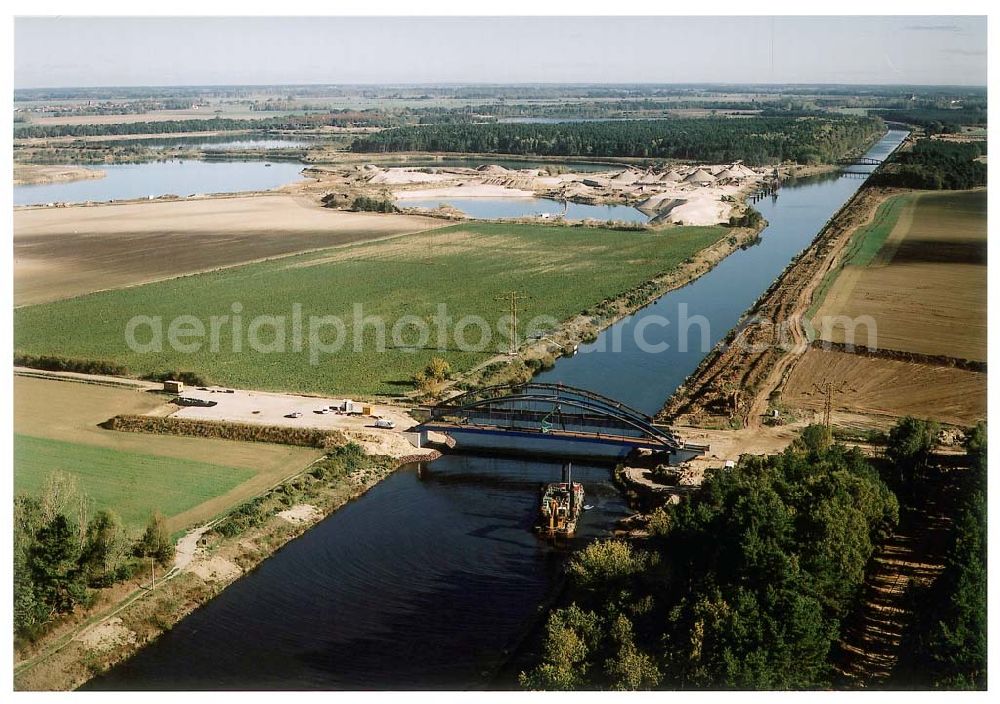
658;185;905;428
13;446;435;692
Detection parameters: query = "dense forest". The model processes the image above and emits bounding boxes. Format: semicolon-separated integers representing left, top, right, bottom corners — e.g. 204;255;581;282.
519;425;899;689
878;106;987;133
520;419;987;691
350;116;885;165
12;111;393;139
869;139;986;190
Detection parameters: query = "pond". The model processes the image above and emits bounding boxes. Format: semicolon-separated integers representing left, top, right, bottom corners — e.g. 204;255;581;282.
14;160;306;206
397;196;649;223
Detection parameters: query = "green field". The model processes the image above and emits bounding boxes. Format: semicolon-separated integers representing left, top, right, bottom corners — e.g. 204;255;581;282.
13;222;726;395
840;193;914;267
14;434;255;533
805;192;914;324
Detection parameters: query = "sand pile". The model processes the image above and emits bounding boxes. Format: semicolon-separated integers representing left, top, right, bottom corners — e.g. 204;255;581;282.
611;169;641;185
714;168;741;181
368;168;454;185
684;169;716;184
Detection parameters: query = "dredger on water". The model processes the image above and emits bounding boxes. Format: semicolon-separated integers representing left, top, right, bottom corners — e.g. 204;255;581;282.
536;463;584;536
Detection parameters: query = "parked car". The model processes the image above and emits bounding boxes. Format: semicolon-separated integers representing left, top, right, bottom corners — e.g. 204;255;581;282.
285;411;302;419
314;408;331;415
374;418;396;429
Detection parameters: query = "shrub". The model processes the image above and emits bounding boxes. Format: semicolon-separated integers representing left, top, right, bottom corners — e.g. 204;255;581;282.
14;353;127;377
105;414;347;448
350;195;398;213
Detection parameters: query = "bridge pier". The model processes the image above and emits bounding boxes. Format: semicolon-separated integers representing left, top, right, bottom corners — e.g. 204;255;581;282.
403;428;429;449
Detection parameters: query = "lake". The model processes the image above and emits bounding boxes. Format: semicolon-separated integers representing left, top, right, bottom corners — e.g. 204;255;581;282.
14;160;306;206
397;196;649;223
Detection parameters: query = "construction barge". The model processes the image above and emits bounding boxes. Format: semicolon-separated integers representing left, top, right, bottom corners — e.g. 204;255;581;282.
535;463;585;537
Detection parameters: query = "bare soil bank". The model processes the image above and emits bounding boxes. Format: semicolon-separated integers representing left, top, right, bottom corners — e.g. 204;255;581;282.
658;186;900;427
14;164;105;185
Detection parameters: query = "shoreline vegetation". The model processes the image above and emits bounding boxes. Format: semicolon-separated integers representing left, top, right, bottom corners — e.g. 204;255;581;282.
13;444;436;691
516;420;985;690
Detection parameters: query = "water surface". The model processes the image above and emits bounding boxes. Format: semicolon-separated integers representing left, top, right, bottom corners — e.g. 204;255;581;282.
86;457;626;690
14;160;305;206
398;196;648;223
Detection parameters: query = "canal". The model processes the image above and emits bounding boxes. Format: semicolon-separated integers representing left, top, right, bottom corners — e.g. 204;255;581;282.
85;129;907;691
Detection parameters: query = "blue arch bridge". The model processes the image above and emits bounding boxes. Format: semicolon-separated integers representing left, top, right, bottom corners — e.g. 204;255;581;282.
411;382;708;462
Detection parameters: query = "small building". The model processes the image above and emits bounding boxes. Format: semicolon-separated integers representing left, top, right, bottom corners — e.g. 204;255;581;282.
163;380;185;394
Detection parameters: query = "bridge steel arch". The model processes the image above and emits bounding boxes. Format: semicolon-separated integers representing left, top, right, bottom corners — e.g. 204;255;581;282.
421;382;694;452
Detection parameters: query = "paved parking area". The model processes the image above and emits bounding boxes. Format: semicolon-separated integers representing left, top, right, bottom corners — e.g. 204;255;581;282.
168;386;418;433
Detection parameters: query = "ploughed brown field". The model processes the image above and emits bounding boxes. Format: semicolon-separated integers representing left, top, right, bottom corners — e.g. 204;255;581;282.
782;348;986;428
13;194;444;305
812;189;986;362
786;188;987;428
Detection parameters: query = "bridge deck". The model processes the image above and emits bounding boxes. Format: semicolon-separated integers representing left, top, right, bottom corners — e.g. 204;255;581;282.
419;420;678;450
417;382;705;457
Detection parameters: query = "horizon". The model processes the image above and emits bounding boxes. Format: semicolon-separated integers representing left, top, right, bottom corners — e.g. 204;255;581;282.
14;80;990;92
14;16;988;89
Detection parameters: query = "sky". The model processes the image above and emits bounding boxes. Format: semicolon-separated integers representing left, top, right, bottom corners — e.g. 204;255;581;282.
13;15;988;89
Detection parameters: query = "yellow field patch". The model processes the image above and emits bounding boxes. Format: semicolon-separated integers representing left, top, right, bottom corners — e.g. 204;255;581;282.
813;190;986;362
14;376;322;532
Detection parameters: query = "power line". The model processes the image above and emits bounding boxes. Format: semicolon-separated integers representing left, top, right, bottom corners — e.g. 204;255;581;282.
495;290;531;356
808;379;856;429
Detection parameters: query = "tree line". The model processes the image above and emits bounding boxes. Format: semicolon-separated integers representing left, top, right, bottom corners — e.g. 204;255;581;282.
520;418;987;690
520;424;899;689
14;472;173;645
878;107;987;133
869;138;986;190
13;111;394;139
350;116;885;165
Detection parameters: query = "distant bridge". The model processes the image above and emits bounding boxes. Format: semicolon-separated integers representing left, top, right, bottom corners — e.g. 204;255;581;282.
839;170;873;179
837;156;882;166
414;382;708;458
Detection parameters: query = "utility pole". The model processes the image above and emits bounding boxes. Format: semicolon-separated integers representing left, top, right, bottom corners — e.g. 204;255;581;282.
809;380;855;429
495;291;531;356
